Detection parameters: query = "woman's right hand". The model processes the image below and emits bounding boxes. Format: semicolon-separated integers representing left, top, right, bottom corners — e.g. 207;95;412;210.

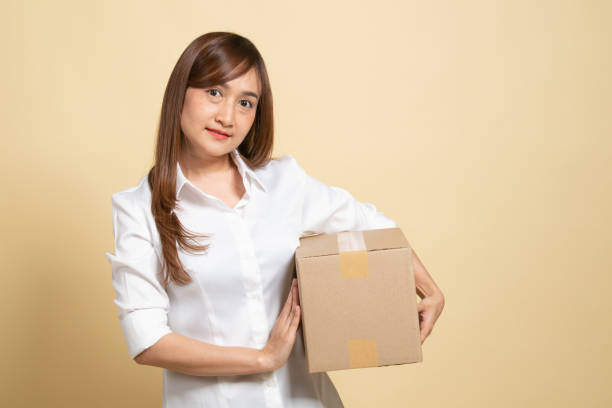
259;278;301;371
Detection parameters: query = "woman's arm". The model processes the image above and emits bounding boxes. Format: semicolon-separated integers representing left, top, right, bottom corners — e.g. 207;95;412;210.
413;248;443;300
412;248;445;344
134;277;303;376
287;155;398;236
134;333;271;376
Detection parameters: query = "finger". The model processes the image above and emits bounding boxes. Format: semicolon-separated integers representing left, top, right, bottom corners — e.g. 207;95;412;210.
417;305;426;323
279;286;294;320
420;319;432;343
282;285;298;329
289;286;297;311
420;318;433;342
294;283;300;306
287;279;296;303
280;299;295;336
278;280;298;332
290;305;301;331
421;326;433;344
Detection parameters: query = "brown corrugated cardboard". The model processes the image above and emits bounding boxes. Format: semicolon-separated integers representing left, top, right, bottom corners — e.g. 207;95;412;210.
294;227;423;373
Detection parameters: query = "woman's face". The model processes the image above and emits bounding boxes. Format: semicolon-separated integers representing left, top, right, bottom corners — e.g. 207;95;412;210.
180;66;261;161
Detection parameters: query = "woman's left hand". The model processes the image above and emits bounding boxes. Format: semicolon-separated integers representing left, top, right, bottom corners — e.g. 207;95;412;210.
417;292;444;345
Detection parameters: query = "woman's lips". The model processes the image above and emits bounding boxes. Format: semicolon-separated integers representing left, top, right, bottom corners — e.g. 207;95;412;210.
206;128;230;140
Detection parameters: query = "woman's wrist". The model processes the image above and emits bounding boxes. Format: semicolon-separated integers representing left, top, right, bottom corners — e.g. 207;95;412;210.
256;349;274;373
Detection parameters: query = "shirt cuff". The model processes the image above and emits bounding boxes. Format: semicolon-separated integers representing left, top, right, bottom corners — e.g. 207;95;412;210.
119;308;173;360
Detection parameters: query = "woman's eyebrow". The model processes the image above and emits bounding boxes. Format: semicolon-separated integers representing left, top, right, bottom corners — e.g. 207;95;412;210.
218;83;259;100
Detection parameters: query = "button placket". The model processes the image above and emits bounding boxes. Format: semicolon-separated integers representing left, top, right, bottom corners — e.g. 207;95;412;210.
225;210;284;407
225;211;269;348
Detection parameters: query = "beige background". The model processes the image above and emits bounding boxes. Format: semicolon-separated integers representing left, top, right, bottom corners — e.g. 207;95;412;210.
1;0;610;407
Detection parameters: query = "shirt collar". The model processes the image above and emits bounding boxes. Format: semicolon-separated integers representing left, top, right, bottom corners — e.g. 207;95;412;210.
176;148;267;197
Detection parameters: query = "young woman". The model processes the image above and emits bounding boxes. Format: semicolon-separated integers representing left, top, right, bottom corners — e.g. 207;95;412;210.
105;31;444;408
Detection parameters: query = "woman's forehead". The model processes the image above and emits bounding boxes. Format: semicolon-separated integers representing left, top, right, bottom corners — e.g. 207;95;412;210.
219;68;261;97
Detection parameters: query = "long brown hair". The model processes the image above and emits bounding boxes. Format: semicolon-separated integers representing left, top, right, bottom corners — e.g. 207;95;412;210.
147;32;274;287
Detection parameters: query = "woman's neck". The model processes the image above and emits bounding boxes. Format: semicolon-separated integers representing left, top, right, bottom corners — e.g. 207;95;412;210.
178;149;236;182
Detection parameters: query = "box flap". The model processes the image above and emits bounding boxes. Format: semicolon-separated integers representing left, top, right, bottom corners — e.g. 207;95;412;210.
296;227;409;258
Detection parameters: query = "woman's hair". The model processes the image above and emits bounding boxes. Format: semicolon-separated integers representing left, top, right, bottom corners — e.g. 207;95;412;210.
147;32;274;287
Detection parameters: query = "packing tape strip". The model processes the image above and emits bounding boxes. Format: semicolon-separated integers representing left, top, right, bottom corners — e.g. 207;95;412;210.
337;231;366;252
340;233;377;368
348;338;379;368
339;251;369;278
337;231;369;278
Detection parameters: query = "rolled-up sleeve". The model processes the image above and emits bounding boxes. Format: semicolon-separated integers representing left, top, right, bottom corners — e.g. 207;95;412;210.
287;155;398;236
104;193;172;360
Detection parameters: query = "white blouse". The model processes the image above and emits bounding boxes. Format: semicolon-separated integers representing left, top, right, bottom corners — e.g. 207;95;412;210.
104;148;398;408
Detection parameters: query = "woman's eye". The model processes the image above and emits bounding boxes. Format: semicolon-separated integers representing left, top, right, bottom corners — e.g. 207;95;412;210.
207;89;220;97
240;100;253;108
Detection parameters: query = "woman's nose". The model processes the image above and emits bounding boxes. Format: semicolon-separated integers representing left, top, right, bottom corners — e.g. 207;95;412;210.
215;99;235;126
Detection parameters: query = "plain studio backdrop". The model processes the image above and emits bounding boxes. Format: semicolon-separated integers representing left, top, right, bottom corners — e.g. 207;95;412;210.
1;0;610;407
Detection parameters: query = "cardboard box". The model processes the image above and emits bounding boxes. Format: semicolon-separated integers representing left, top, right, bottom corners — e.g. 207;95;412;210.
294;227;422;373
